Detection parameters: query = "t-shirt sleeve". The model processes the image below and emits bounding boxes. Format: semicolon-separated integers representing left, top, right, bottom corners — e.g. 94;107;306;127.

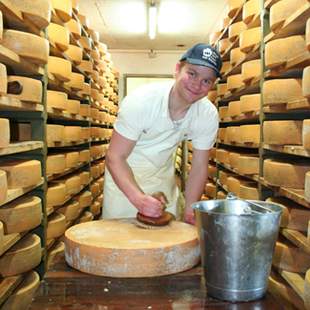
191;104;219;150
113;93;146;141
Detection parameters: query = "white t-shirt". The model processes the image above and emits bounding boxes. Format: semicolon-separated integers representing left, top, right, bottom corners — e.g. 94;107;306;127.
102;81;218;218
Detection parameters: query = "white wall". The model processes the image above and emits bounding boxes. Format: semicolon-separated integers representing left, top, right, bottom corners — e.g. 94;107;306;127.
110;49;183;99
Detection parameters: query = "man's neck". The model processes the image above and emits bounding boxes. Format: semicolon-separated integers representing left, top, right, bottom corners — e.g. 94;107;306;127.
168;86;191;121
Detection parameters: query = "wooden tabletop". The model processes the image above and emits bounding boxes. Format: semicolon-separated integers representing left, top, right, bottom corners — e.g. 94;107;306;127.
29;254;282;309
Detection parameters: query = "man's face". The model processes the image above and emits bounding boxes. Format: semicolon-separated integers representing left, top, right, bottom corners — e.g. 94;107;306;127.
174;62;217;104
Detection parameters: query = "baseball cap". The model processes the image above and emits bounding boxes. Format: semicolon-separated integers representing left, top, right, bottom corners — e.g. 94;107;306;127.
180;43;222;78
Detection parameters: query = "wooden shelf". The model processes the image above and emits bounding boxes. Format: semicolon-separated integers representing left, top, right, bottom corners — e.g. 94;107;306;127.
0;178;44;207
47;140;90;148
263;144;310;158
0;141;43;157
47;107;90;122
220;111;259;124
278;187;310;209
264;3;310;44
0;95;43;112
217;141;259;149
217;162;259;183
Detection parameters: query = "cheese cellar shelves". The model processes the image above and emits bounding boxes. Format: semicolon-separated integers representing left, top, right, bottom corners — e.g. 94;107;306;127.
208;1;310;308
0;1;50;307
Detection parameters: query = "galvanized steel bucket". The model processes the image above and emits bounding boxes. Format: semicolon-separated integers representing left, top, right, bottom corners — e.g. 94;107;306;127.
192;193;282;302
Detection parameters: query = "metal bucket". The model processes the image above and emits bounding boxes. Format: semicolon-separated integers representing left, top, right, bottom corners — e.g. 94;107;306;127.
192;194;282;302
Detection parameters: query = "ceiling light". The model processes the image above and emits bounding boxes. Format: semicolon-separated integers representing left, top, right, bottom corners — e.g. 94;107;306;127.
148;3;157;40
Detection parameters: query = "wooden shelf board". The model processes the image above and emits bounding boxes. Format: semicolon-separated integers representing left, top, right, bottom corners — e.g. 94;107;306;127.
217;162;259;182
264;3;310;44
278;187;310;209
0;275;23;307
221;111;259;123
47;107;90;122
0;178;44;207
280;270;305;302
47;139;90;148
0;95;43;112
263;144;310;158
0;141;43;156
217;141;259;149
281;228;310;255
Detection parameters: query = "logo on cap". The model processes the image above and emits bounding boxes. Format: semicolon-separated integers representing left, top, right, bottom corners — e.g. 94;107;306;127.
202;47;218;67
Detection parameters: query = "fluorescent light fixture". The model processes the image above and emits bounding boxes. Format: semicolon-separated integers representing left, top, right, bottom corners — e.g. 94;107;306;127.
148;4;157;40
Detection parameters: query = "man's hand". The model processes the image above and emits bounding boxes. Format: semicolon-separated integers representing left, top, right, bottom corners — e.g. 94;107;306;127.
134;192;167;218
184;206;195;225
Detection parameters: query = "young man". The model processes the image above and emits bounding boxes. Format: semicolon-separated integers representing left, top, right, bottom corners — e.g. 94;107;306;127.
103;43;222;224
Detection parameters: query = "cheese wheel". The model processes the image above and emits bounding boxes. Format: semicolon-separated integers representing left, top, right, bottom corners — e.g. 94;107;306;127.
228;21;247;42
48;56;72;82
47;23;69;51
46;124;64;144
77;210;94;223
1;30;49;65
46;90;67;111
218;38;231;54
240;27;261;53
266;196;310;231
77;13;89;29
80;104;91;117
205;182;216;198
242;0;260;25
307;18;310;51
90;49;100;62
81;127;90;140
0;118;10;148
219;106;228;120
230;47;246;66
8;0;51;29
79;36;92;52
98;42;107;56
7;76;42;103
216;149;230;164
88;29;99;43
90;165;100;179
81;82;91;96
65;219;199;277
239;124;260;144
51;0;72;22
0;234;41;277
0;196;42;234
238;155;259;175
65;18;81;38
64;126;81;142
303;66;310;98
241;59;261;83
305;171;310;202
217;83;227;97
208;164;217;179
65;151;80;169
61;175;81;195
303;119;310;149
226;126;240;143
65;44;83;64
220;16;231;32
65;72;84;91
47;212;66;240
47;241;65;270
79;149;90;163
66;99;80;115
227;74;244;91
79;171;90;186
220;61;232;76
227;0;246;18
229;152;240;168
46;154;66;175
47;182;66;207
1;271;40;310
227;100;241;117
0;63;7;94
270;0;308;32
0;170;7;205
90;201;101;216
77;190;92;209
305;269;310;309
263;79;303;106
209;31;222;45
0;160;41;188
239;183;259;200
227;176;242;196
264;159;310;189
90;182;100;198
207;90;217;102
265;36;307;69
77;60;93;74
263;120;303;145
273;241;310;273
58;201;80;221
240;94;260;113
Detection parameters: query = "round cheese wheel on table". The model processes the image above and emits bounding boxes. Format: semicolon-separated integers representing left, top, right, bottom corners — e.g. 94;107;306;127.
65;219;200;277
